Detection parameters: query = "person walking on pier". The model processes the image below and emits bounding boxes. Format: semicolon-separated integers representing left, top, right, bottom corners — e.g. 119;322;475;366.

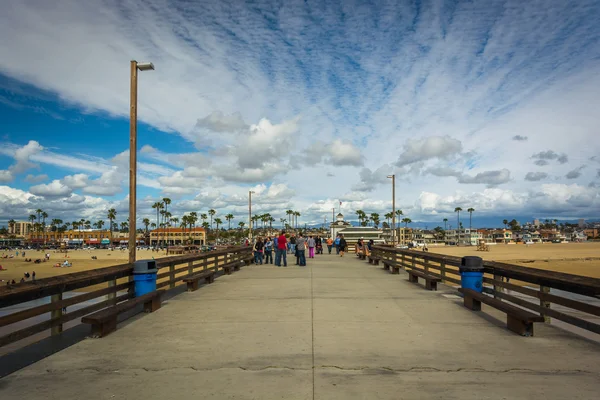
289;234;296;254
316;236;323;254
295;233;306;266
326;237;333;254
254;238;264;265
275;231;287;267
334;235;341;254
338;234;347;257
307;236;316;258
264;237;273;264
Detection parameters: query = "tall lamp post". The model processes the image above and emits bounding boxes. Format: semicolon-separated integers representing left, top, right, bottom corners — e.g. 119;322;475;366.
248;190;255;240
129;60;154;264
387;174;395;246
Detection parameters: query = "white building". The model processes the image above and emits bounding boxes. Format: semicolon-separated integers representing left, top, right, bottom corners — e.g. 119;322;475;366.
330;213;352;239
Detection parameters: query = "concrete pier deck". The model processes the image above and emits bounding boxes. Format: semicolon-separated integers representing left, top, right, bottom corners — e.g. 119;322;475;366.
1;254;599;399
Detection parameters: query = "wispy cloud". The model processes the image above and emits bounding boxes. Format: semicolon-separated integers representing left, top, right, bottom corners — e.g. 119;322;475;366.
0;0;599;222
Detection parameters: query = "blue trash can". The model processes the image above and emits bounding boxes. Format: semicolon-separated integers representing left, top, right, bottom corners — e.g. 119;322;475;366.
133;260;158;296
460;256;484;293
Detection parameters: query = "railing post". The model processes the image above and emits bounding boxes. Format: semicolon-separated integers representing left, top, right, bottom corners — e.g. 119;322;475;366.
170;263;176;289
411;255;415;270
424;258;429;274
440;261;446;282
51;293;63;335
402;253;406;268
540;285;551;323
108;279;117;305
493;273;502;299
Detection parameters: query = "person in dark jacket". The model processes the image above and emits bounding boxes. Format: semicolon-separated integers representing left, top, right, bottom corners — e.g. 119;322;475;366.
254;238;264;265
338;234;347;257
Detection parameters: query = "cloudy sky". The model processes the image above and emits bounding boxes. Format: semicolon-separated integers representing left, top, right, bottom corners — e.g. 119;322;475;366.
1;0;599;229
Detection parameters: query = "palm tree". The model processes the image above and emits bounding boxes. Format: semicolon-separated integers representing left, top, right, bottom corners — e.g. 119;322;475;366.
401;217;412;228
238;221;246;229
285;210;293;227
214;217;222;230
370;213;380;228
107;208;117;244
28;215;36;237
294;211;300;229
151;202;163;247
455;207;463;244
142;218;150;233
467;208;475;245
202;221;210;230
280;218;286;229
35;209;43;233
225;213;234;230
384;212;393;226
208;209;216;231
443;218;448;231
268;216;275;230
200;213;207;227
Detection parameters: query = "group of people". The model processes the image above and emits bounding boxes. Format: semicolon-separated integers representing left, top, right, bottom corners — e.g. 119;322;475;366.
249;232;352;266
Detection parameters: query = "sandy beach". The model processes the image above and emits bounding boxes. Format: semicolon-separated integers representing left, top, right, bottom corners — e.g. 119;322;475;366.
0;248;171;284
428;241;600;279
1;242;599;283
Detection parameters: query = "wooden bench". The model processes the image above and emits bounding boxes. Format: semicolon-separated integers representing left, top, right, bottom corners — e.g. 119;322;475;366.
408;269;441;290
368;255;380;265
458;288;545;336
222;261;241;275
382;260;401;274
82;290;164;338
183;270;215;292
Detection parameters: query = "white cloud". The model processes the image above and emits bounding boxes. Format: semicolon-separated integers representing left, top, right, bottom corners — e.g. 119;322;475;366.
0;170;13;183
29;180;73;197
458;169;512;186
24;173;48;183
531;150;569;165
512;135;528;141
12;140;43;173
395;136;462;167
565;166;586;180
525;172;548;181
195;111;248;133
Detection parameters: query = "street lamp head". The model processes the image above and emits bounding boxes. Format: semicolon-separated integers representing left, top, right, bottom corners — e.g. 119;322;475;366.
249;190;255;194
136;62;155;71
387;175;394;179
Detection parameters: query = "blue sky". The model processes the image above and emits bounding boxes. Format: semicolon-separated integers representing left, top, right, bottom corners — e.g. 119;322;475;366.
1;0;600;228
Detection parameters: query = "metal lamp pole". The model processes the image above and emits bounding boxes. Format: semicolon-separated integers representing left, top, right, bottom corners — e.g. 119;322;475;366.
387;174;395;246
128;60;154;265
248;191;255;240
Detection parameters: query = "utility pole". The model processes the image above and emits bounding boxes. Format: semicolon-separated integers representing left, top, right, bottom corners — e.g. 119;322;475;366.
128;60;153;264
248;191;253;240
387;174;395;246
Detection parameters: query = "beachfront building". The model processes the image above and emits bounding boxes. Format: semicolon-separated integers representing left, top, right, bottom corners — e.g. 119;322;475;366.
445;228;482;245
329;213;352;239
411;229;445;246
28;229;117;246
336;226;384;248
8;221;32;237
150;227;206;246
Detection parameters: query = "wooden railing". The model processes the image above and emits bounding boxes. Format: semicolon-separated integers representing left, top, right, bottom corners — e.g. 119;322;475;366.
371;245;600;335
0;246;252;350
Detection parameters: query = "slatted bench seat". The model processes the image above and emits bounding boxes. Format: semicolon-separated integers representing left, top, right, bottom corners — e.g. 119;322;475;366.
242;253;253;265
222;261;242;275
382;259;402;274
458;288;545;336
183;270;215;292
82;290;164;338
408;269;441;290
368;255;380;265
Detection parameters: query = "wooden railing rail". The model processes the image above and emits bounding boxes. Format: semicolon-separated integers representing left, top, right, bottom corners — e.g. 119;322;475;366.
0;246;252;349
371;245;600;335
